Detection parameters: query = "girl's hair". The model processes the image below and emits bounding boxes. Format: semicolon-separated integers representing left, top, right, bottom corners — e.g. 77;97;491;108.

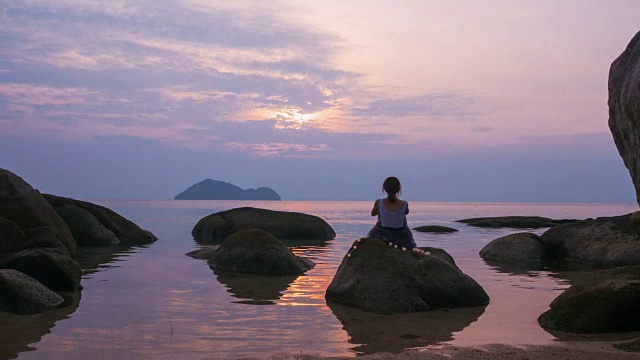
382;176;402;203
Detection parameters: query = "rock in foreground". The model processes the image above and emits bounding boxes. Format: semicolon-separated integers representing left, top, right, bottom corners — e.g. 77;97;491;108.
0;269;64;314
44;194;157;246
325;238;489;314
193;207;335;243
540;214;640;268
456;216;578;229
480;232;547;268
609;31;640;206
538;265;640;333
209;229;314;276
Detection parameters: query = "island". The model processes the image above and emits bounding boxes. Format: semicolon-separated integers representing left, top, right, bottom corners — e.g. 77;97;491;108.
174;179;281;200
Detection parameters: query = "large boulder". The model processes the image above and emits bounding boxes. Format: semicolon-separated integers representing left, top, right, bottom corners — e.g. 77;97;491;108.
609;31;640;206
480;232;547;268
0;269;64;314
325;237;489;314
0;248;81;291
538;265;640;333
540;214;640;268
208;229;315;276
16;226;71;256
192;207;335;243
44;194;157;246
0;169;76;256
456;216;578;229
0;217;26;254
53;204;120;246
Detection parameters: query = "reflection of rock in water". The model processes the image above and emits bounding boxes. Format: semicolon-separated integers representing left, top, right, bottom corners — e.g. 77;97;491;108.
327;300;485;354
76;245;148;277
213;268;299;305
0;292;80;360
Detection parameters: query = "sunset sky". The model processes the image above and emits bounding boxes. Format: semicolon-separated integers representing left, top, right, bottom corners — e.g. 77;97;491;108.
1;0;639;202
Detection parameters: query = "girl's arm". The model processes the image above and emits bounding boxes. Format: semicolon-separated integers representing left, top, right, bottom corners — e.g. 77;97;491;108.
405;201;410;215
371;200;379;216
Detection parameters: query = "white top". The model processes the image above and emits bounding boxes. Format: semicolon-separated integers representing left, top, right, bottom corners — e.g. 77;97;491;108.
378;199;406;228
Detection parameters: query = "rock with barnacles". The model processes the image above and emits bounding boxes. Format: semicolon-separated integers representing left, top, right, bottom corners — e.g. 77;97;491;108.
325;237;489;314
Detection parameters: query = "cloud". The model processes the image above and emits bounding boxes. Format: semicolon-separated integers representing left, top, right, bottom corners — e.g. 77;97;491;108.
352;93;482;118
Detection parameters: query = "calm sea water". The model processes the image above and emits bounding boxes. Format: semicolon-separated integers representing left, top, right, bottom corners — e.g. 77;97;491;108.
1;200;639;359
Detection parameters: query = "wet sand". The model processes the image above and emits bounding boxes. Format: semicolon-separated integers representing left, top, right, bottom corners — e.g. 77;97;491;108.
249;342;640;360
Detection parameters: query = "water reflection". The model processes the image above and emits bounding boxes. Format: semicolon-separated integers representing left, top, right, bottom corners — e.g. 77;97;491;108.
327;300;486;354
212;269;300;305
0;292;81;360
77;245;149;277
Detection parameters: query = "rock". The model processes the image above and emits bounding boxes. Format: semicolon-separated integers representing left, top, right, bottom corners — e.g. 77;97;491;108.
456;216;578;229
208;229;315;276
192;207;335;243
325;237;489;314
0;169;76;256
0;248;81;291
540;214;640;268
0;217;26;254
175;179;281;200
0;269;64;314
44;194;157;246
538;265;640;333
16;226;70;256
412;225;458;233
479;232;546;268
54;204;120;246
185;246;218;260
609;31;640;206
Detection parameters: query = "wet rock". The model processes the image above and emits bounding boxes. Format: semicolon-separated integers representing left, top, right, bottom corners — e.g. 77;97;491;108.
192;207;335;243
16;226;70;256
456;216;578;229
609;31;640;206
0;269;64;314
0;169;76;256
0;248;81;291
53;204;120;246
325;237;489;314
540;214;640;268
208;229;315;276
412;225;458;233
44;194;157;246
0;217;26;254
185;246;218;260
538;265;640;333
480;232;546;268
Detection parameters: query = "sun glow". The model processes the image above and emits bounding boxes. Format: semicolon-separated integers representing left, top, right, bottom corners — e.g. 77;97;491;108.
274;108;318;129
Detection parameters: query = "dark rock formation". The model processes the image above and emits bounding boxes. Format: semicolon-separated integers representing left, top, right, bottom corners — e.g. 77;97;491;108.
44;194;157;246
0;269;64;314
0;217;26;254
456;216;579;229
480;232;547;268
538;265;640;333
186;246;218;260
208;229;314;276
540;214;640;268
0;248;82;291
54;204;120;246
609;31;640;206
192;207;335;244
325;238;489;314
0;169;76;256
175;179;281;200
412;225;458;233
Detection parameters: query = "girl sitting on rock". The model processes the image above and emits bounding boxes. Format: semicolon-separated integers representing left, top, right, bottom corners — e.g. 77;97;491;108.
367;176;416;250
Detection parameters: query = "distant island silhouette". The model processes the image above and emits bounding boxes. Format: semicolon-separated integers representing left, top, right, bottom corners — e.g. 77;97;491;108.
174;179;281;200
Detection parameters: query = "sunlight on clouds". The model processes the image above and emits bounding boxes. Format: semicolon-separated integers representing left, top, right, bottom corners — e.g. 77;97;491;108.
225;142;332;158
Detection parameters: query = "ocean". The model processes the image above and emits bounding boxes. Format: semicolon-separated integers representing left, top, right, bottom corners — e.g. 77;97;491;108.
1;200;639;359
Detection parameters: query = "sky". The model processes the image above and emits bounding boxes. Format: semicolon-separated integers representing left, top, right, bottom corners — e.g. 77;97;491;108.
0;0;639;203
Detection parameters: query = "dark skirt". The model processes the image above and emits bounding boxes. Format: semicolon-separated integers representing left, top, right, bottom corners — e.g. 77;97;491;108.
367;221;416;250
